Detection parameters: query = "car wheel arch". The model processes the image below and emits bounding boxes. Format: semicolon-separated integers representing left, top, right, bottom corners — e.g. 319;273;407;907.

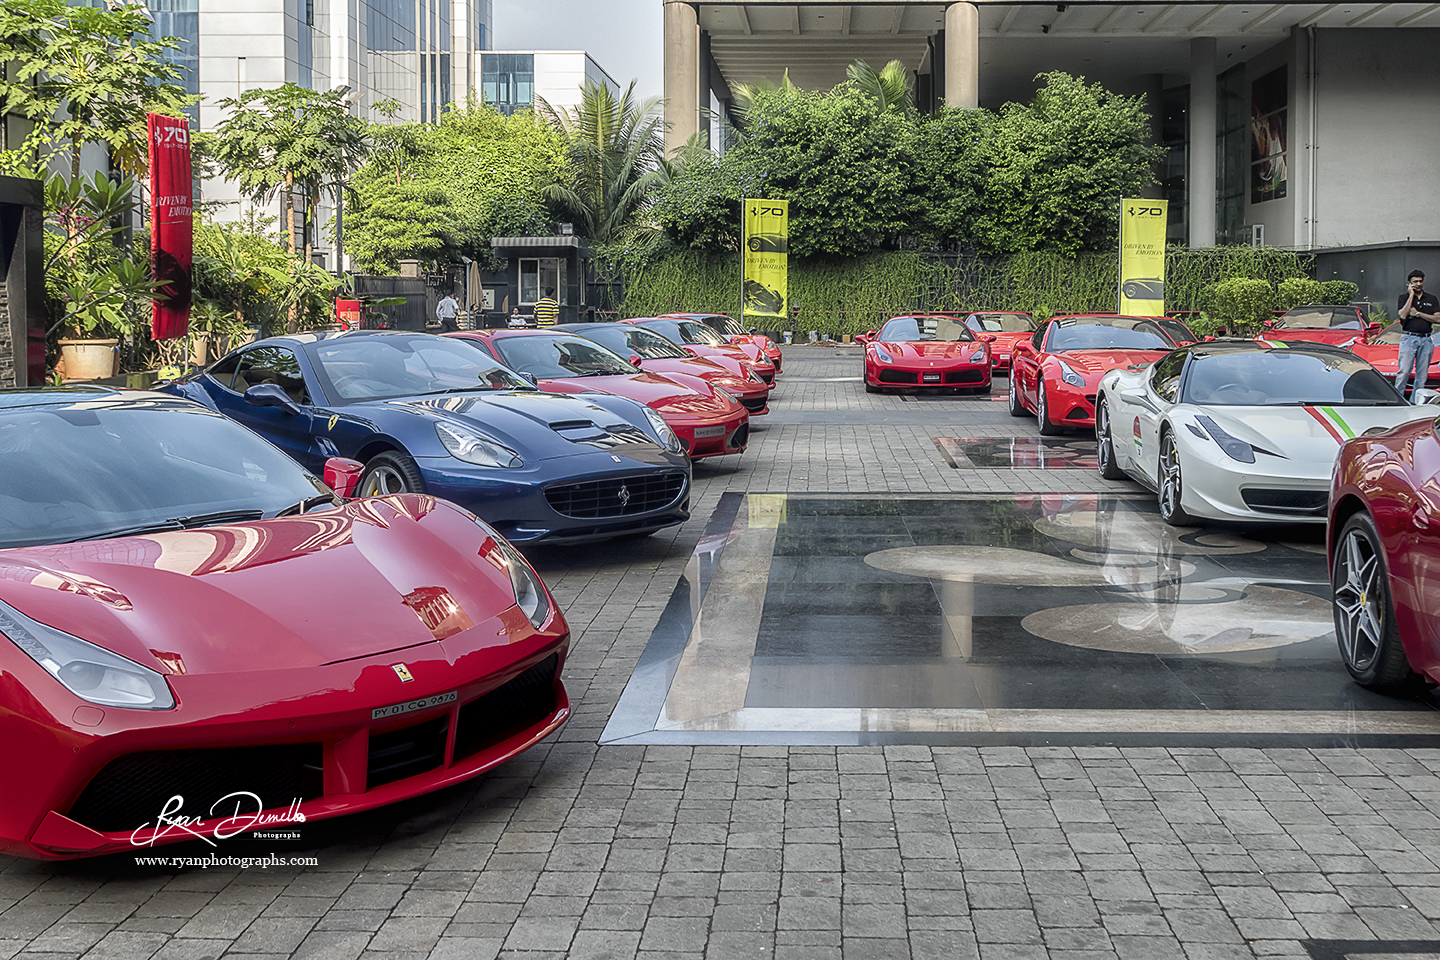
355;439;403;465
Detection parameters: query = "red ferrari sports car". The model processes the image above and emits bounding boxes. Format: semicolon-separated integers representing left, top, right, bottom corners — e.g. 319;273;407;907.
0;388;568;859
625;317;777;383
857;315;993;394
1259;304;1380;347
662;313;784;374
1009;315;1176;434
1348;321;1440;390
959;311;1036;375
551;322;770;415
1329;411;1440;688
450;330;750;459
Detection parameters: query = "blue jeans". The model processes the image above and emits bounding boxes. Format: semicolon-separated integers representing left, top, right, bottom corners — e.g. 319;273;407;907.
1395;333;1435;396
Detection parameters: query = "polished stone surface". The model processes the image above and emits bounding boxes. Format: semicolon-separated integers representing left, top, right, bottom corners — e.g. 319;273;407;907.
603;493;1440;746
935;436;1100;470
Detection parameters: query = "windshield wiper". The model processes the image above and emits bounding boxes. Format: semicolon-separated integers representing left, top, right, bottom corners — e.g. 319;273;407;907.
59;509;264;543
175;509;266;527
273;495;341;518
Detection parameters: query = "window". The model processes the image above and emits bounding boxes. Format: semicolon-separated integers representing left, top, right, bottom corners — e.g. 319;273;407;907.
1161;85;1188;244
207;353;243;391
1150;351;1187;402
1216;65;1247;244
519;258;566;305
232;347;310;405
481;53;535;116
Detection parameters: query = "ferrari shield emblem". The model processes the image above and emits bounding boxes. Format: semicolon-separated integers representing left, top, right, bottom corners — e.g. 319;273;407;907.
611;455;622;462
391;663;414;682
328;414;340;431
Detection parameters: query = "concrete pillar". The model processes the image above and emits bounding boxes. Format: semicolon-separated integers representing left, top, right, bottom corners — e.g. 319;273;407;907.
1188;37;1218;247
663;0;700;156
944;3;979;108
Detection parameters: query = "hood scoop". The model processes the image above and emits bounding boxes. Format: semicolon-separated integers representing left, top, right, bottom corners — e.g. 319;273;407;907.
550;419;608;442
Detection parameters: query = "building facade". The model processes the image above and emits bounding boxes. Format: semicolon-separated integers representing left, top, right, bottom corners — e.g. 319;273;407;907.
662;1;1440;279
480;51;619;117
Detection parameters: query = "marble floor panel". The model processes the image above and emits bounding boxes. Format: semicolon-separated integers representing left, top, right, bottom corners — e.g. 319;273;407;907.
601;492;1440;746
935;436;1100;470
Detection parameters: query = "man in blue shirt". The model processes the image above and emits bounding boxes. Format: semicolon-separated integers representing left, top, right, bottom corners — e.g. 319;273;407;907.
1397;270;1439;396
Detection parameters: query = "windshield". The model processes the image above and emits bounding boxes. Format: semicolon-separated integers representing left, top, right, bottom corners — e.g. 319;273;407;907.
966;313;1035;334
1277;306;1362;330
677;321;727;346
1183;351;1406;406
0;403;326;548
1157;319;1197;343
1047;319;1173;352
624;327;689;359
697;315;745;337
491;335;637;378
879;317;976;342
1370;322;1404;345
312;336;530;401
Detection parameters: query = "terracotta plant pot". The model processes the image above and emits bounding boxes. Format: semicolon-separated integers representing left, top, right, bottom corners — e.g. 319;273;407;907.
55;339;120;381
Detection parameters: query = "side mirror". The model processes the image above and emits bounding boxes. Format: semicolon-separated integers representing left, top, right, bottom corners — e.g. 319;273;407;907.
682;346;699;357
978;334;996;343
854;334;869;345
520;372;539;389
628;354;644;367
1412;388;1440;406
865;330;878;340
243;383;302;415
1202;335;1216;342
323;457;364;498
1263;319;1276;329
728;336;747;345
1368;321;1383;332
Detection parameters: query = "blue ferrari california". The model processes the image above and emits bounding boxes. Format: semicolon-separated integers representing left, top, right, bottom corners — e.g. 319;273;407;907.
160;331;692;543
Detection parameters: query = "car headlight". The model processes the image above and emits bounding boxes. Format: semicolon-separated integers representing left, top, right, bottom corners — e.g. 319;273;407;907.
0;600;175;709
875;347;893;363
435;421;524;468
1055;359;1086;388
491;537;551;630
642;406;686;455
968;348;986;363
713;385;737;404
745;366;763;383
1195;415;1257;463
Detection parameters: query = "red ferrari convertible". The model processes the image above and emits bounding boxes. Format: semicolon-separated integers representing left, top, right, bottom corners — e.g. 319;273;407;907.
552;322;770;415
1009;315;1176;434
625;317;777;383
0;388;569;859
450;330;750;459
662;313;784;373
1329;412;1440;688
959;311;1036;375
1259;304;1379;347
857;315;993;394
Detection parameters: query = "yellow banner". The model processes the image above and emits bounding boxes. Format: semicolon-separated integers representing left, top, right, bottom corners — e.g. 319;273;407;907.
1118;198;1168;316
742;199;788;319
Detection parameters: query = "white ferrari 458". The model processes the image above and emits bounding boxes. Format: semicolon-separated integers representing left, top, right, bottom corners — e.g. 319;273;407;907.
1095;340;1440;525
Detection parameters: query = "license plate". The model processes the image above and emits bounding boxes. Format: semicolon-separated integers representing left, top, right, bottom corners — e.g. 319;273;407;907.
693;425;726;438
372;690;457;720
922;373;941;383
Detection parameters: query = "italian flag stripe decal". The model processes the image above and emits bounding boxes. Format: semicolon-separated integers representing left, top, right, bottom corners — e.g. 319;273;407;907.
1303;405;1354;443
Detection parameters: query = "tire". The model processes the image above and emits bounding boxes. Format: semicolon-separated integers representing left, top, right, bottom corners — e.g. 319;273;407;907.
1332;511;1413;688
1036;381;1063;436
1095;397;1126;480
358;451;426;497
975;379;992;396
1157;430;1195;525
865;379;879;393
1008;374;1030;418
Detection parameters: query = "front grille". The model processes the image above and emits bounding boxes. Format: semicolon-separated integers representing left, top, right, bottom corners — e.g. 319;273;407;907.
878;370;917;384
545;471;686;519
68;744;323;833
944;370;984;385
1241;488;1328;515
1065;406;1091;420
453;654;560;761
367;715;448;789
740;396;767;413
759;371;774;383
730;423;749;448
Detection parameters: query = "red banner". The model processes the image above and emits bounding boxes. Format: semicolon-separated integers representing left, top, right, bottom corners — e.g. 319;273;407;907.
148;113;193;340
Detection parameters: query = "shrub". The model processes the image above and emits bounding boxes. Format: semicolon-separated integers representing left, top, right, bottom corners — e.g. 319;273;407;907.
1276;276;1324;310
1321;280;1359;305
1206;277;1275;335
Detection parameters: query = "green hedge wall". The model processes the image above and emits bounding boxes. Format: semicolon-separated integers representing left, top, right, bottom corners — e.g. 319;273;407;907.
609;245;1316;335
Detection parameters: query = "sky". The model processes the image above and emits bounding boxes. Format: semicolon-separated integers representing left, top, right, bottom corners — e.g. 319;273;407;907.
492;0;666;102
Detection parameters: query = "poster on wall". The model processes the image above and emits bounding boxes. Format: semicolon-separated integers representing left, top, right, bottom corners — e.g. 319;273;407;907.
741;199;788;320
1250;66;1287;204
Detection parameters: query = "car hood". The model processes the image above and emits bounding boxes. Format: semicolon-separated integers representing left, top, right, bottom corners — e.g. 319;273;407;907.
535;372;738;420
1192;404;1440;463
985;332;1033;351
371;390;657;461
1262;329;1366;346
1052;349;1168;381
0;498;522;677
878;341;986;361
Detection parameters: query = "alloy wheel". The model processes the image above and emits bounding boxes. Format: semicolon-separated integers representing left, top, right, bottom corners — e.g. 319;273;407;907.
1333;524;1386;673
360;464;411;496
1158;432;1189;524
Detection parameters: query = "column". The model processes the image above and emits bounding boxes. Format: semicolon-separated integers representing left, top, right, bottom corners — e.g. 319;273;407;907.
944;2;979;109
663;0;700;156
1189;37;1218;247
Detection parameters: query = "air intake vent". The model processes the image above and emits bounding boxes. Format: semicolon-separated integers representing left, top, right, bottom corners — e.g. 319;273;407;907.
453;654;560;761
545;472;686;519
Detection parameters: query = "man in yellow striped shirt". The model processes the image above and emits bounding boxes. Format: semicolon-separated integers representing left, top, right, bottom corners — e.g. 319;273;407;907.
534;288;559;327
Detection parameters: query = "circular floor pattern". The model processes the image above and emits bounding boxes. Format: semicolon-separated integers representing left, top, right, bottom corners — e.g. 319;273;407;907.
1020;583;1333;655
864;544;1195;587
1032;509;1266;554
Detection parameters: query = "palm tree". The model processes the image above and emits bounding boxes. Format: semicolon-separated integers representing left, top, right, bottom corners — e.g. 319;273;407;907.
538;81;666;244
847;60;915;115
727;69;801;132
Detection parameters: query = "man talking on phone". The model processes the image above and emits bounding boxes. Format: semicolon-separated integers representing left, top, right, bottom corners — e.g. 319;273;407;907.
1397;269;1439;397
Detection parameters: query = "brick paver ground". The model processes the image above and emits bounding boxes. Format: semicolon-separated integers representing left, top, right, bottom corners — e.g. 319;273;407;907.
4;346;1440;960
